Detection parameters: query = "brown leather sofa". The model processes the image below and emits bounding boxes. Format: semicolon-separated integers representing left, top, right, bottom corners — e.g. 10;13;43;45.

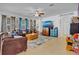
2;37;27;55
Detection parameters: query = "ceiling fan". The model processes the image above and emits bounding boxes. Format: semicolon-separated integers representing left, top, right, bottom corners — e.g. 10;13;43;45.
33;8;45;17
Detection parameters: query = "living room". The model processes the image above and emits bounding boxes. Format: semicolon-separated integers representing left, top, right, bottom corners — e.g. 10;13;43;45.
0;3;79;55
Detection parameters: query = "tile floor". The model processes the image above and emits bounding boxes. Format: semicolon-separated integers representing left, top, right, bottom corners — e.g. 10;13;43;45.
18;36;77;55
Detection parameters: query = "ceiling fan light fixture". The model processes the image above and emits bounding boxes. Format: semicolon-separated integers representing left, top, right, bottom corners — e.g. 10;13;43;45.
49;3;54;7
34;8;45;17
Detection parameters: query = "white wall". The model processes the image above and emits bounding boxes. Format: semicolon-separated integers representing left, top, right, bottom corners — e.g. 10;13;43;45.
0;15;2;32
40;11;78;37
0;10;78;35
41;15;60;37
59;11;78;37
15;17;19;30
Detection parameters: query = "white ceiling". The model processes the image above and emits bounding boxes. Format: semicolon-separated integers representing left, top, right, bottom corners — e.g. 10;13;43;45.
0;3;78;17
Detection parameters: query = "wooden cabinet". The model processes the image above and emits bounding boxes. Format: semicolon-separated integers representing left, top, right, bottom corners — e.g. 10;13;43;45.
70;16;79;35
42;28;49;36
70;23;79;35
